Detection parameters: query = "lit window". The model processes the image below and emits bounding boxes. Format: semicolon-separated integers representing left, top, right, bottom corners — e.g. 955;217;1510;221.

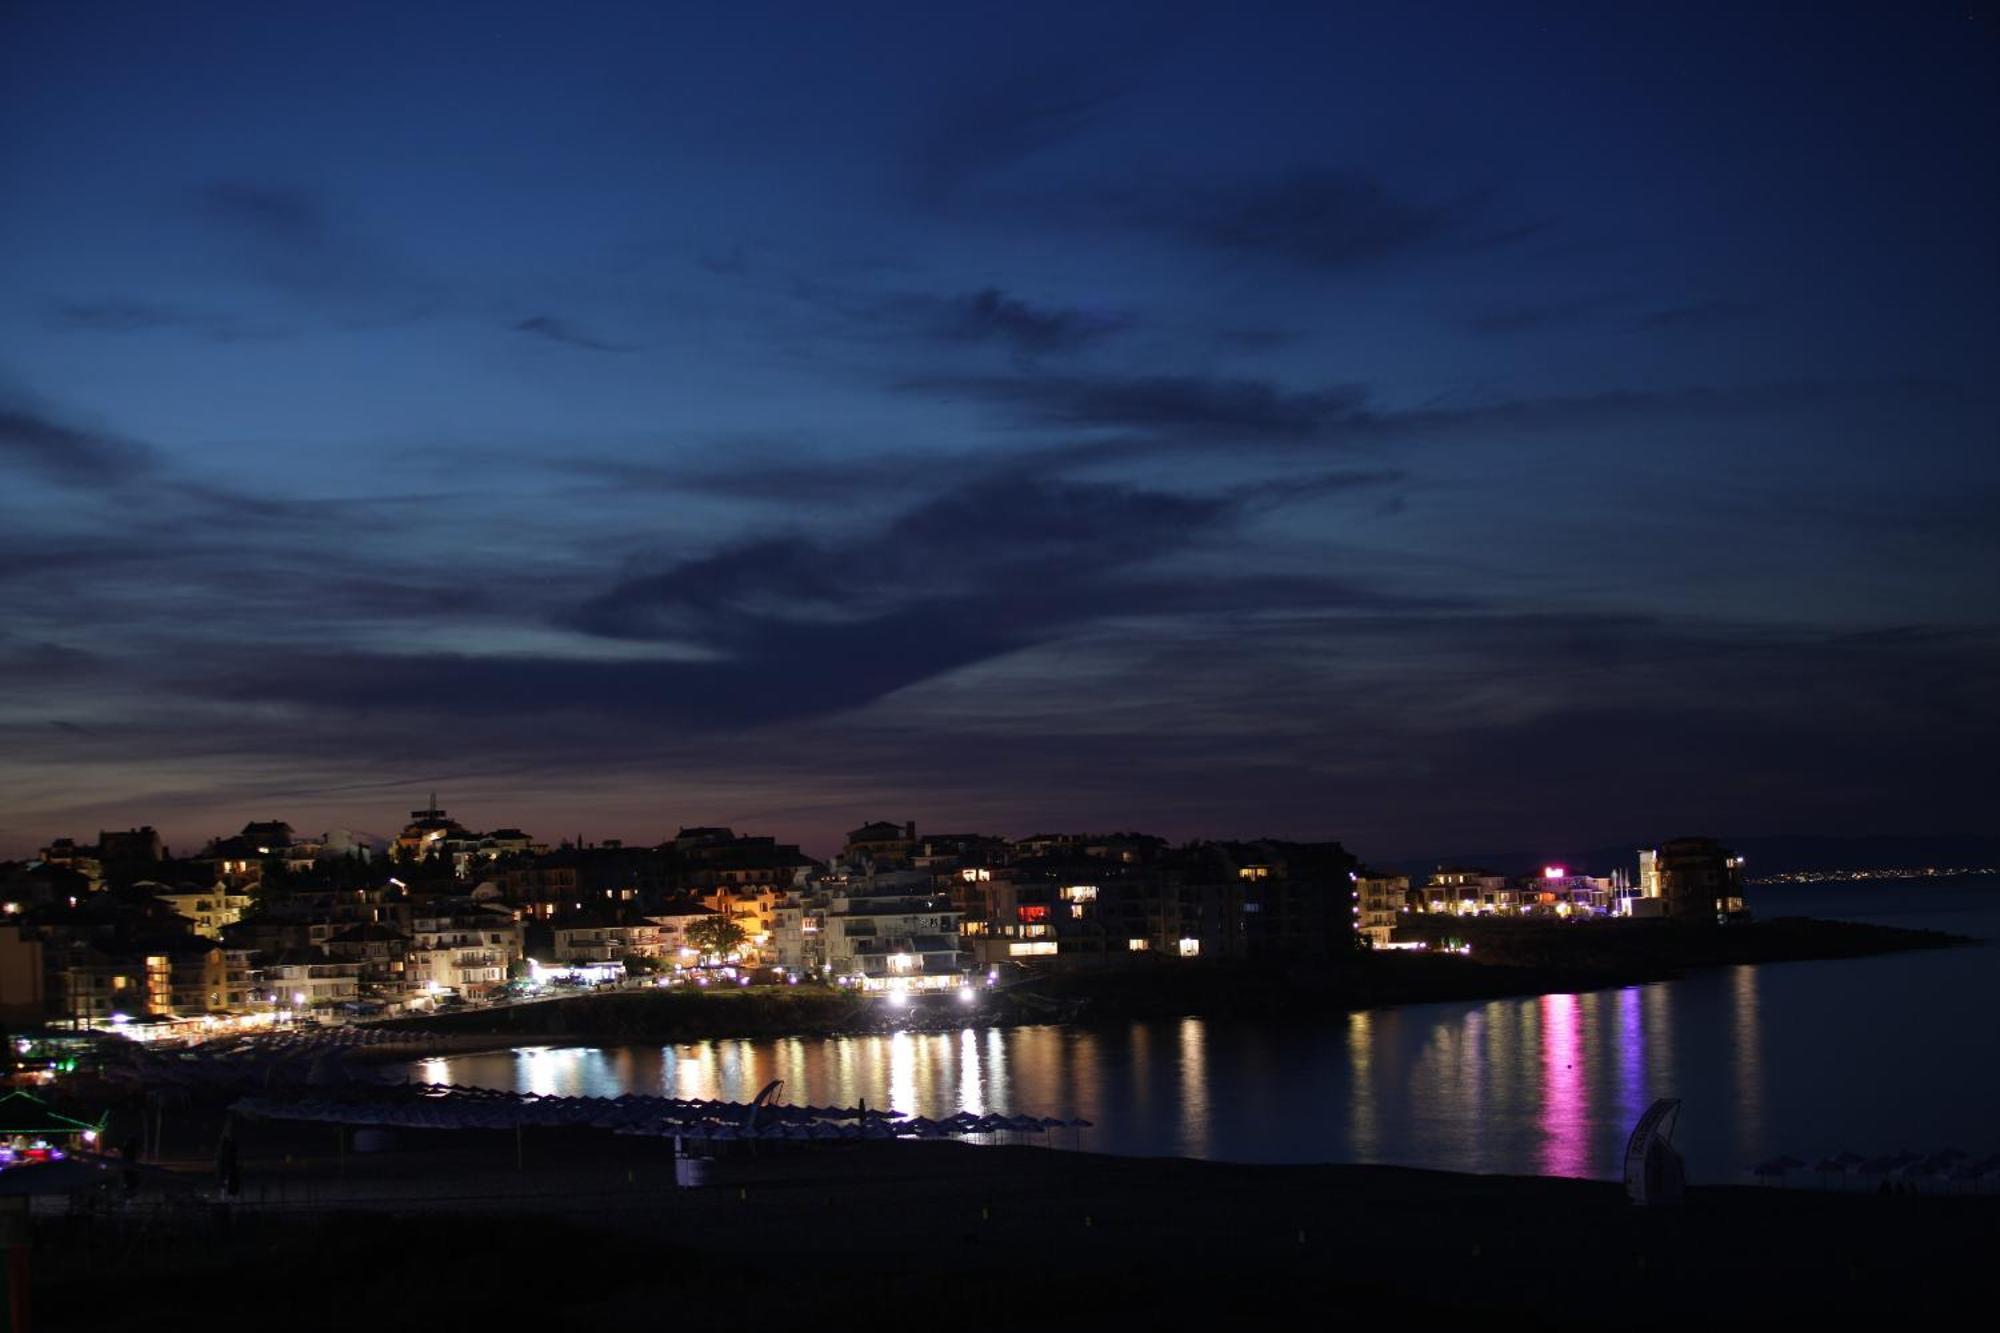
1178;938;1200;957
1127;939;1149;952
1059;885;1098;902
1007;941;1058;957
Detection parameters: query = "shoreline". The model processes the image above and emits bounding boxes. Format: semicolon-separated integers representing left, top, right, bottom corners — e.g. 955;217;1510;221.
358;914;1973;1051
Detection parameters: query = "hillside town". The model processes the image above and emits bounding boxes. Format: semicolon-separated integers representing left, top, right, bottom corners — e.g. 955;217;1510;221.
0;799;1748;1037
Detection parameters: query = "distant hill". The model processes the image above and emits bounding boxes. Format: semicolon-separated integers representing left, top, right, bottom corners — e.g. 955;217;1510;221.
1388;834;2000;880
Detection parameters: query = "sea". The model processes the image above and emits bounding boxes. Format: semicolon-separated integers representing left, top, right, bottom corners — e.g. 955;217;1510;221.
408;876;2000;1180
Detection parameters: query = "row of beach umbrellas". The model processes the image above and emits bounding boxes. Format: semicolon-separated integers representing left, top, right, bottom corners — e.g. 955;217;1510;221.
1749;1149;2000;1187
230;1086;1090;1138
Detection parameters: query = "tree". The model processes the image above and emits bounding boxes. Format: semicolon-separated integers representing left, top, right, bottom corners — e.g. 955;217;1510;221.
684;916;748;962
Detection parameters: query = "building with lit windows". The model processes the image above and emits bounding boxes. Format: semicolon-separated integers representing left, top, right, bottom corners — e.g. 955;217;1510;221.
1648;838;1749;921
1354;873;1408;946
820;888;966;992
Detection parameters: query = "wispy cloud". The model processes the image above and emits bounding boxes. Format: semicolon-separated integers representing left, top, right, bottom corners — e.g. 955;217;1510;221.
513;315;636;353
0;404;155;483
1640;299;1757;330
901;372;1365;440
1116;167;1453;271
49;300;286;343
204;471;1407;730
912;63;1122;206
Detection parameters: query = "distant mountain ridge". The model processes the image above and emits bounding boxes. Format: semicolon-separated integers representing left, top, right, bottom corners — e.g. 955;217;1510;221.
1388;834;2000;880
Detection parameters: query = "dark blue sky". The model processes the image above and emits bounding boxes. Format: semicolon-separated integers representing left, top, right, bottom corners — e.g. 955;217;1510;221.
2;1;1995;860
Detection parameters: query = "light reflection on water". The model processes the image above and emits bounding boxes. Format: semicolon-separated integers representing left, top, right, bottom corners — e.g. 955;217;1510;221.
413;882;1999;1180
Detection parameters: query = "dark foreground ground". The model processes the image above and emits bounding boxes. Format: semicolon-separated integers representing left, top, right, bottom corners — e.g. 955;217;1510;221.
27;1117;2000;1332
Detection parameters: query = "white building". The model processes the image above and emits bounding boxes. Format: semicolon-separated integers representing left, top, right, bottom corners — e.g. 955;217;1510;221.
408;902;521;997
820;888;967;993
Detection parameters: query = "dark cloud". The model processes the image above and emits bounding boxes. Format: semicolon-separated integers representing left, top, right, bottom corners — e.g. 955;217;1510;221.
902;372;1366;439
0;405;155;482
513;315;635;353
197;180;329;247
1641;299;1757;330
190;178;441;321
892;371;1975;482
795;283;1128;361
205;473;1405;730
1212;328;1305;351
568;474;1240;643
930;288;1128;355
913;64;1120;205
1116;168;1450;271
49;300;280;342
697;246;751;277
1469;293;1626;335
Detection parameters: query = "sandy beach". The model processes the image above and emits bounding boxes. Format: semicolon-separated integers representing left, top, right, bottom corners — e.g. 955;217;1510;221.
26;1106;2000;1332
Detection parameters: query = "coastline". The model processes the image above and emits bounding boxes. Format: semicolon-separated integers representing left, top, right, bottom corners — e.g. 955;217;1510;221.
361;914;1973;1050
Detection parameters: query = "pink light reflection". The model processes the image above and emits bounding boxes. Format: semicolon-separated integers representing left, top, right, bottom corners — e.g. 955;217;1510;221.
1538;992;1591;1177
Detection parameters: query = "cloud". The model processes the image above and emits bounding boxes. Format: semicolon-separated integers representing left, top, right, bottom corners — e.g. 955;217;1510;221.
0;405;155;483
513;315;635;353
904;370;1971;459
912;64;1121;205
901;372;1366;440
698;245;751;277
204;472;1406;730
190;178;441;321
1114;168;1451;271
929;288;1128;355
819;286;1130;361
1469;293;1626;335
197;180;329;246
1640;299;1757;330
49;300;286;343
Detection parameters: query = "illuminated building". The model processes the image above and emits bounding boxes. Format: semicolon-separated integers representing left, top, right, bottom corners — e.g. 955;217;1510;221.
1421;868;1510;914
407;902;522;998
1647;838;1749;921
153;888;254;940
257;949;362;1008
819;888;967;991
393;796;471;860
1354;873;1408;946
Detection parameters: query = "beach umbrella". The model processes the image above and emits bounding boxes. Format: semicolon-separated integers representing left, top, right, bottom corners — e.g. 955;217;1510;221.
1770;1154;1806;1170
1749;1158;1791;1183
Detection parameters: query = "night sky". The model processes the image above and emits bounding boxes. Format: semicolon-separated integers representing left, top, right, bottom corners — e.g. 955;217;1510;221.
2;2;1995;861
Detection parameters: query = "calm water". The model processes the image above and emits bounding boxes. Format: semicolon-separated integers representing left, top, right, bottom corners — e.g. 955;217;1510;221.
414;878;2000;1180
